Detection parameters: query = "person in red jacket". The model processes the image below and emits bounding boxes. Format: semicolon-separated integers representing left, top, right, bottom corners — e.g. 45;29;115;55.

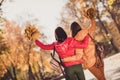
62;20;106;80
35;27;89;80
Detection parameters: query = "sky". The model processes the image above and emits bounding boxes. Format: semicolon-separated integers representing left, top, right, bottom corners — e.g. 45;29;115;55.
2;0;67;43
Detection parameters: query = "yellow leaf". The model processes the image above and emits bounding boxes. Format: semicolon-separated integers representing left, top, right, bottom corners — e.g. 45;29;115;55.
107;0;115;6
24;24;40;40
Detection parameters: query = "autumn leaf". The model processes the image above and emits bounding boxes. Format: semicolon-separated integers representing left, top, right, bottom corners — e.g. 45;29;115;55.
107;0;115;6
24;24;40;41
84;7;96;19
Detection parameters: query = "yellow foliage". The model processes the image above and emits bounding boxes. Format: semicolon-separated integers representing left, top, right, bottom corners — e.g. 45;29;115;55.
0;62;6;77
24;24;40;41
107;0;115;6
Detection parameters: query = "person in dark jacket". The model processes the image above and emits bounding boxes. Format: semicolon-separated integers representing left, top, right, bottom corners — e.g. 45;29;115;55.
35;27;89;80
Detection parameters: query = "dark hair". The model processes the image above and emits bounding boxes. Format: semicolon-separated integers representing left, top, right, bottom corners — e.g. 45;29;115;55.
70;22;82;37
55;27;67;42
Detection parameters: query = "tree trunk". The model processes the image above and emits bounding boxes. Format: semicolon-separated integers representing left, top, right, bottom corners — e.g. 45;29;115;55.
107;23;120;52
112;0;120;32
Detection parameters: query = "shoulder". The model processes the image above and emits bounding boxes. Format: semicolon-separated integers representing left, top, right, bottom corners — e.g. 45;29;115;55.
77;29;88;35
66;37;75;40
53;42;58;45
75;29;88;41
64;37;75;43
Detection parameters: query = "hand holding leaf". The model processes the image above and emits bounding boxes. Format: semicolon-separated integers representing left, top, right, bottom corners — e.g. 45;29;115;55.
24;25;40;41
84;7;96;19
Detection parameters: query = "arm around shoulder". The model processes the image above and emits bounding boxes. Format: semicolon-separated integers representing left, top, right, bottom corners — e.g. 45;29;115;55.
62;49;83;62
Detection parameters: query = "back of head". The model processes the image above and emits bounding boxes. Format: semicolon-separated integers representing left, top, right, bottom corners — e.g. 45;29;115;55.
55;27;67;42
71;21;82;37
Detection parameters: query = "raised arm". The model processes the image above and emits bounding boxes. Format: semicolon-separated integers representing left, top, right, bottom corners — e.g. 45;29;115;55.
35;39;54;50
88;19;96;37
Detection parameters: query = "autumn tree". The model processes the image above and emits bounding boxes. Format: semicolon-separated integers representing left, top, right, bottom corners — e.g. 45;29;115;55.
99;0;120;52
0;19;57;80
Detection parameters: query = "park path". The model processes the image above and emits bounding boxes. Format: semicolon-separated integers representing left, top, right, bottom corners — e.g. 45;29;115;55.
84;53;120;80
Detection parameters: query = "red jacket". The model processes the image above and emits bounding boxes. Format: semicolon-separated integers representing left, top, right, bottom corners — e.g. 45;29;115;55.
35;35;89;67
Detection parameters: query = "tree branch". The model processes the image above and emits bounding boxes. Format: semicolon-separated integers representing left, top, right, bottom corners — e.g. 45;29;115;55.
0;0;5;7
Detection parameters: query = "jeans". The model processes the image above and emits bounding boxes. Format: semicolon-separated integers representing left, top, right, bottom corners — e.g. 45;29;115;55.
64;64;85;80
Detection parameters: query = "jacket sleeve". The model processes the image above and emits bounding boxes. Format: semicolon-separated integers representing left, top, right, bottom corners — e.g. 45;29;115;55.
35;40;54;50
74;35;89;48
62;49;83;62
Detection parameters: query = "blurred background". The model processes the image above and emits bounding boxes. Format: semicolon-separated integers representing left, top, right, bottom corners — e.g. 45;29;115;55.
0;0;120;80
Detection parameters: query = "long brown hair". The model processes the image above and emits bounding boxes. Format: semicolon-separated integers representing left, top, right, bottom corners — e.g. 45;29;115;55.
71;22;82;37
55;27;67;42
